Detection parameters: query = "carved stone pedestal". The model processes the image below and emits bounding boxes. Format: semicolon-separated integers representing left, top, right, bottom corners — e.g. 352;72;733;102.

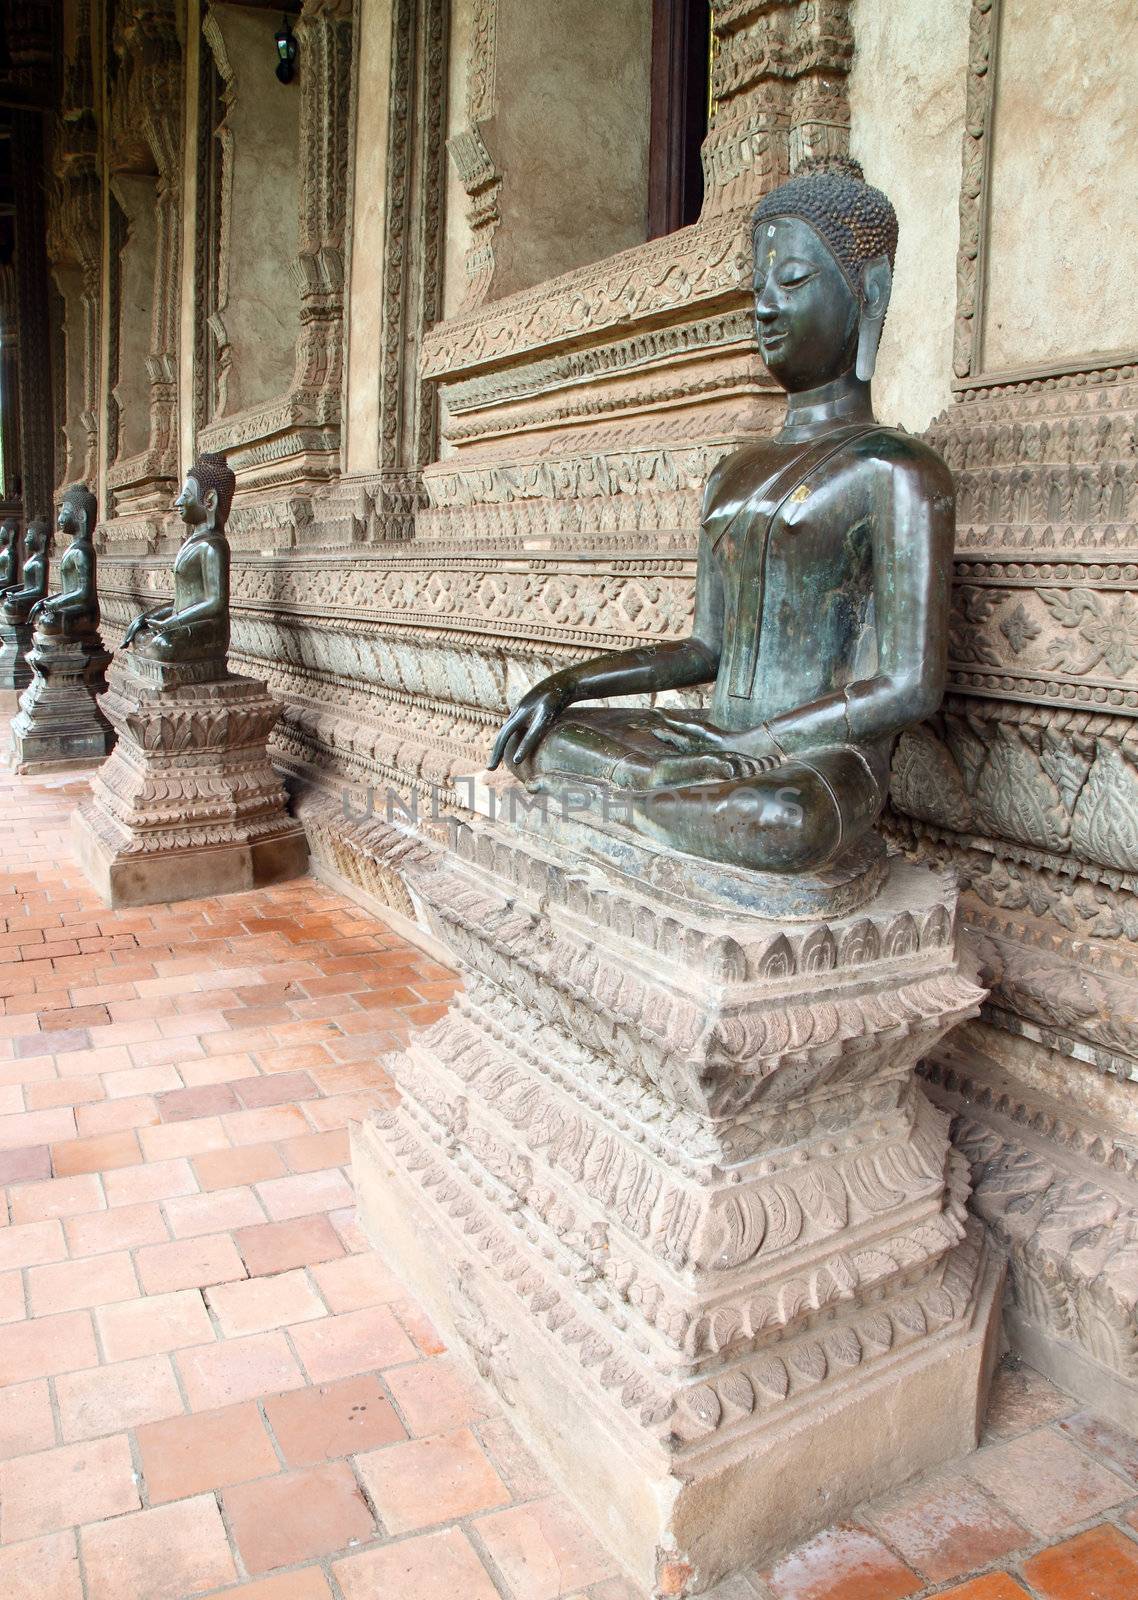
73;656;308;907
10;630;114;773
0;619;35;692
354;814;1003;1596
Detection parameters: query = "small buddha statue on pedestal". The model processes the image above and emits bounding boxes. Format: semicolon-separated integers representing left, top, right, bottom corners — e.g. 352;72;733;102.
490;157;953;880
0;518;50;692
123;451;231;680
0;520;21;595
10;486;113;772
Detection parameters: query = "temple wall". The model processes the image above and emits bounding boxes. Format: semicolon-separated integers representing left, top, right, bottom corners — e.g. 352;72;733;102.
24;0;1138;1427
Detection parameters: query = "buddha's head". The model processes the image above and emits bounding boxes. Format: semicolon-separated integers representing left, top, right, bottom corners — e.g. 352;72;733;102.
24;519;48;558
58;484;97;542
175;452;236;535
751;156;898;393
0;519;15;552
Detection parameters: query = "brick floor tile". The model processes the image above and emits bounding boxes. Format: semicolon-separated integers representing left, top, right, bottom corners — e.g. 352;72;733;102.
967;1426;1132;1536
101;1064;182;1098
264;1373;405;1465
74;1095;160;1135
206;1266;326;1336
0;1267;24;1321
103;1155;197;1206
0;1142;52;1182
236;1214;346;1275
477;1417;553;1502
474;1497;615;1599
66;1201;169;1257
334;1528;501;1600
356;1426;511;1532
224;1461;375;1573
386;1355;493;1437
0;1106;77;1148
224;1104;312;1146
176;1327;306;1410
277;1128;350;1174
234;1070;320;1108
55;1353;184;1442
867;1471;1028;1583
138;1115;230;1161
1057;1409;1138;1484
51;1129;141;1176
9;1172;104;1223
24;1075;105;1111
309;1251;402;1312
0;1308;98;1381
79;1494;237;1600
137;1400;279;1503
395;1296;446;1355
0;1433;139;1540
0;1377;56;1459
1024;1524;1138;1599
0;1531;83;1600
136;1232;247;1294
760;1526;922;1600
984;1359;1075;1438
192;1141;286;1191
155;1082;241;1122
290;1304;417;1383
27;1250;139;1314
936;1577;1033;1599
96;1287;215;1360
328;1206;369;1252
303;1091;380;1132
209;1573;333;1600
179;1050;262;1086
163;1182;266;1238
0;1216;67;1269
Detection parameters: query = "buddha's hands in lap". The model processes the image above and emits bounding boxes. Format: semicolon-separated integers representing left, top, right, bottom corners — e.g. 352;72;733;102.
649;749;781;789
488;684;568;771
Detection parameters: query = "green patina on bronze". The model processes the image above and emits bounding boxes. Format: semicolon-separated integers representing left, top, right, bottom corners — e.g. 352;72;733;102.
123;452;234;666
489;158;955;875
31;485;102;637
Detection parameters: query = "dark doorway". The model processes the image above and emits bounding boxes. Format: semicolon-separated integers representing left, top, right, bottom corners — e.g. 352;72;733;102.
647;0;712;239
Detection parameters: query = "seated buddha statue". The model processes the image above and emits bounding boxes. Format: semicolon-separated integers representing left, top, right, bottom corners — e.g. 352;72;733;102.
489;157;954;875
0;520;20;594
1;519;50;626
123;452;233;666
30;485;102;638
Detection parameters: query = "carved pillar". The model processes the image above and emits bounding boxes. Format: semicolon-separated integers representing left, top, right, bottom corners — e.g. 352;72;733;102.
0;264;21;513
47;17;102;491
105;0;182;526
12;109;55;521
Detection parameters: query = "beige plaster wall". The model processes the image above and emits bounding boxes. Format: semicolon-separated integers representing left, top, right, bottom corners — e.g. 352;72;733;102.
849;0;970;433
981;0;1138;373
206;3;300;417
480;0;652;302
344;0;393;474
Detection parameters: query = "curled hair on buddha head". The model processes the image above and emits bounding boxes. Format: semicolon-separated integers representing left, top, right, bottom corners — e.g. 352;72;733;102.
187;452;236;524
60;483;98;536
752;155;899;298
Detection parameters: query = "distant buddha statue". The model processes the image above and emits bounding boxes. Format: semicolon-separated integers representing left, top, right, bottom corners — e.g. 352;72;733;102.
490;157;954;875
2;518;50;626
30;485;101;638
123;452;233;668
0;520;20;593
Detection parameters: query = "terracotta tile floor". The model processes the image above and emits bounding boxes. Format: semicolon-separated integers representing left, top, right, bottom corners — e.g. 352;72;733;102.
1;766;1138;1600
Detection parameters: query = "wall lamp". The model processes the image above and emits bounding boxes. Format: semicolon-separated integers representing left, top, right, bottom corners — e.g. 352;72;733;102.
274;15;298;84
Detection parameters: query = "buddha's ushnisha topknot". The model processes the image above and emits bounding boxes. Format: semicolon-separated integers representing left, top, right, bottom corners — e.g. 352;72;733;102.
60;483;97;535
753;156;899;297
187;452;236;523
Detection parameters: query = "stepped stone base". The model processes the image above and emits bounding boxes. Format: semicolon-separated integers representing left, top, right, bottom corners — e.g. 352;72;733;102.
73;657;308;907
354;811;1004;1595
10;629;114;773
0;619;34;692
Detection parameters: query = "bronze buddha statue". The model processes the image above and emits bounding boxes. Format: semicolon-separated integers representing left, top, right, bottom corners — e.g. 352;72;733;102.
123;452;233;666
2;519;50;626
0;520;21;594
489;158;954;875
31;486;101;638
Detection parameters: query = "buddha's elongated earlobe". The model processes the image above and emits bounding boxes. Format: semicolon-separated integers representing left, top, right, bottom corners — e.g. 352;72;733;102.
856;256;892;382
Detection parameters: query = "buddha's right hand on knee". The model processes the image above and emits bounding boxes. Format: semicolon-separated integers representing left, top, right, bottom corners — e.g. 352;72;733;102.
488;684;568;772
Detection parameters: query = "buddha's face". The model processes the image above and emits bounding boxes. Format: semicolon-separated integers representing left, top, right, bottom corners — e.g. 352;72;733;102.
58;503;79;539
174;474;209;531
753;216;860;392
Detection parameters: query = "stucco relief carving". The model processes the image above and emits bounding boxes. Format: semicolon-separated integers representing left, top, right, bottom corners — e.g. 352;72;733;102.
447;0;501;307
